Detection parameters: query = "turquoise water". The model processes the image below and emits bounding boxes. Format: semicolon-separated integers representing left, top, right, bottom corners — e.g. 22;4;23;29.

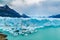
1;27;60;40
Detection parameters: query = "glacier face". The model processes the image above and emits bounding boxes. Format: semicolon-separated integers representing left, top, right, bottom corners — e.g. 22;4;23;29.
0;18;60;36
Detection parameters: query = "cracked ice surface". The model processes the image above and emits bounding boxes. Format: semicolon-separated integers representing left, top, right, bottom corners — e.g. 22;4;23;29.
0;18;60;36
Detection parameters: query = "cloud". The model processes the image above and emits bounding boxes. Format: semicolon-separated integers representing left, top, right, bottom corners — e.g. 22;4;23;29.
8;0;46;16
0;0;60;17
23;1;60;17
25;0;46;5
10;0;46;6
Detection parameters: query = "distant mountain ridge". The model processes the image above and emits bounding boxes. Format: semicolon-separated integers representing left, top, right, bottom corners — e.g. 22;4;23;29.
1;5;60;18
0;5;30;18
49;14;60;18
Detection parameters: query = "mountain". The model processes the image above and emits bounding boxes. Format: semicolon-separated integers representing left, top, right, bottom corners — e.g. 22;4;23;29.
21;14;30;18
0;5;22;18
0;5;30;18
49;14;60;18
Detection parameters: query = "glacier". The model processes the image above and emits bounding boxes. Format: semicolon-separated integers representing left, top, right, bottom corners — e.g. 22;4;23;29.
0;18;60;36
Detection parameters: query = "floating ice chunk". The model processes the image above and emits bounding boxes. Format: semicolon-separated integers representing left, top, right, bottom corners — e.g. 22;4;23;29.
9;30;14;33
19;32;22;34
27;27;35;31
36;26;44;28
13;32;19;36
40;26;44;28
24;34;28;36
21;26;27;29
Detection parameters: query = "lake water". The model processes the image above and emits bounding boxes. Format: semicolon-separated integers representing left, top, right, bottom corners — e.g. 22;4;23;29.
1;27;60;40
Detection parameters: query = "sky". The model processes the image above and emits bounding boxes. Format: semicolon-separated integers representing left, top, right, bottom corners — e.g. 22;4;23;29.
0;0;60;17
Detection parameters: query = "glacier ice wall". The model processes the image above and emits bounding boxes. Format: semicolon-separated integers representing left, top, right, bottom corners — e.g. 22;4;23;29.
0;18;60;36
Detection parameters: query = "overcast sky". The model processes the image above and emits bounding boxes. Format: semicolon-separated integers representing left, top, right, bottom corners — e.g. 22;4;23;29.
0;0;60;17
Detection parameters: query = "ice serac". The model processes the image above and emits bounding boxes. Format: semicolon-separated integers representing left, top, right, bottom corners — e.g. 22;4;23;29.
49;14;60;18
0;5;22;18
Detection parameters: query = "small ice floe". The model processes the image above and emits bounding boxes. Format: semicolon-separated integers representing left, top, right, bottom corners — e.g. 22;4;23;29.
21;26;27;30
9;31;14;34
21;26;37;35
24;34;28;36
27;27;35;31
2;27;12;31
19;32;22;34
36;26;44;28
40;26;44;28
13;33;19;36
